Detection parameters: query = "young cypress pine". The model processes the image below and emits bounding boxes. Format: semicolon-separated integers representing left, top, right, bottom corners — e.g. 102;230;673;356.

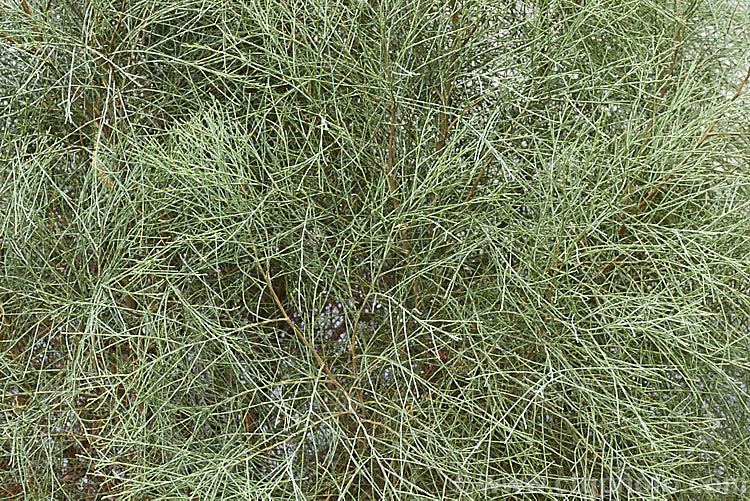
1;0;749;497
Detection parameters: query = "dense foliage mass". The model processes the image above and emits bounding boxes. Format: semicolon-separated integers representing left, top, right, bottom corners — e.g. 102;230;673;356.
1;0;750;498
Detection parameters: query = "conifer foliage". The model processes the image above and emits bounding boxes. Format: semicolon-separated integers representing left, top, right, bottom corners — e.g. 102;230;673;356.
1;0;750;498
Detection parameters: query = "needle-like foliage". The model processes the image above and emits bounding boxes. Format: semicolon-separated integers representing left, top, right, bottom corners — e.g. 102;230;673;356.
2;0;750;498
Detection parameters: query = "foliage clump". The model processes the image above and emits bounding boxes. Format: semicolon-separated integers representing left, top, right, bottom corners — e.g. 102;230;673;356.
1;0;750;498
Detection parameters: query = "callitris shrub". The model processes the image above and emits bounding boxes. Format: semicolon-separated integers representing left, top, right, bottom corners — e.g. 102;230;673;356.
1;0;750;498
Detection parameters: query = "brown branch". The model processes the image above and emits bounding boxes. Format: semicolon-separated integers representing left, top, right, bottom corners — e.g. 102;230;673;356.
601;65;750;281
695;65;750;148
619;23;686;213
252;248;351;400
383;46;399;212
20;0;42;42
436;0;476;156
348;244;390;404
382;40;420;310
